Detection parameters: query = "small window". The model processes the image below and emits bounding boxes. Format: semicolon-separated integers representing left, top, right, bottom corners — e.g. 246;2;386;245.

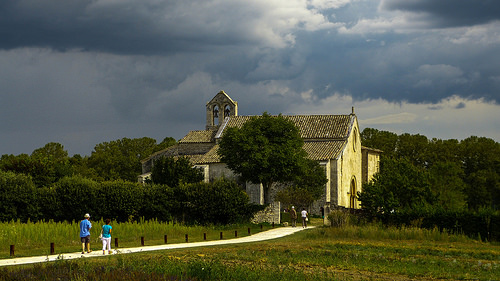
353;128;357;151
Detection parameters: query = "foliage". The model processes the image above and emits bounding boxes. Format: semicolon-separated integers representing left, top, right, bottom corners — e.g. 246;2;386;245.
360;128;500;213
327;209;353;227
0;143;74;187
150;156;204;187
280;158;328;208
0;173;260;225
358;157;435;215
218;112;314;204
53;175;101;221
155;137;177;152
87;137;161;182
140;184;175;222
0;170;39;222
98;181;144;222
182;178;261;225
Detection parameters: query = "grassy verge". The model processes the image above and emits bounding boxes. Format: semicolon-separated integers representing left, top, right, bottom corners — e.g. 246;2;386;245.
1;219;499;280
0;218;273;258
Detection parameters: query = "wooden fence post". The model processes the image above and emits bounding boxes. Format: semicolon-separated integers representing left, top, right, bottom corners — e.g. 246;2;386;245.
115;238;119;248
248;228;251;235
50;243;55;255
235;230;238;237
10;245;14;256
164;235;168;244
220;232;223;240
185;234;188;243
141;237;145;246
203;233;207;241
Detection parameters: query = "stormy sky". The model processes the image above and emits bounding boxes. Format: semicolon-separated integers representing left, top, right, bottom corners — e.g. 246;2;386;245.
1;0;499;156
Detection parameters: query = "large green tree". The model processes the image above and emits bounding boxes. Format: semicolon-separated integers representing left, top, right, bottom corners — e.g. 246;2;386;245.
218;112;325;204
358;157;436;215
87;137;159;182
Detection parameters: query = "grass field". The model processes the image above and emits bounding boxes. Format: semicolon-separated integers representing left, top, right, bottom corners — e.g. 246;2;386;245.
0;218;273;258
1;217;499;280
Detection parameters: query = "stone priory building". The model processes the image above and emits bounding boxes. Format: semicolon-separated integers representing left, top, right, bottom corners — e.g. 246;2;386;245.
140;91;381;217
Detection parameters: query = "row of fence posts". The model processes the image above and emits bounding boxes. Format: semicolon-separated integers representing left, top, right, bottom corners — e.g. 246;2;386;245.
9;223;274;256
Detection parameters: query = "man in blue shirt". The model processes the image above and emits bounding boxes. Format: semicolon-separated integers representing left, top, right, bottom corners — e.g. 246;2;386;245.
80;213;92;254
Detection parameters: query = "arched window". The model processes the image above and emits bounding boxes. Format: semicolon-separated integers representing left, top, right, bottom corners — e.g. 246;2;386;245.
224;105;231;117
349;177;357;208
213;105;219;125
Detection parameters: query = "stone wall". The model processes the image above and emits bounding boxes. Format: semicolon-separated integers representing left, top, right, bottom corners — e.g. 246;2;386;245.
362;148;380;183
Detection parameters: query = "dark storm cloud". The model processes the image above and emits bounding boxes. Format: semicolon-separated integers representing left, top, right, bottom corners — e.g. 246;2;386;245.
1;0;499;156
381;0;500;28
0;0;260;55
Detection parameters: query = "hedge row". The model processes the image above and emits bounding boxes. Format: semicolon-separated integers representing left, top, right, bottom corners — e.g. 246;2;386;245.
0;171;262;225
370;208;500;241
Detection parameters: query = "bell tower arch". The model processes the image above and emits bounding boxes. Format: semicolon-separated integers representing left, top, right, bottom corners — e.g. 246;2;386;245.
206;90;238;130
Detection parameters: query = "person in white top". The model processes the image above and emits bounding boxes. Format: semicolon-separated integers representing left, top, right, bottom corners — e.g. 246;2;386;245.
301;208;308;228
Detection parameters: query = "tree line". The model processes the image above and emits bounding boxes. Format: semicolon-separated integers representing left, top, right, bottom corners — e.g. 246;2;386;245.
360;128;500;213
359;129;500;240
0;137;177;186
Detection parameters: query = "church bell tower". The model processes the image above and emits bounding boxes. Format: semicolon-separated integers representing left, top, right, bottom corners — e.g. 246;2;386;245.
206;90;238;130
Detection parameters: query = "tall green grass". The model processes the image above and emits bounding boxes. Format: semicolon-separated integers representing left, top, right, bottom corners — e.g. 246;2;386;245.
0;219;271;258
2;223;499;280
312;223;473;243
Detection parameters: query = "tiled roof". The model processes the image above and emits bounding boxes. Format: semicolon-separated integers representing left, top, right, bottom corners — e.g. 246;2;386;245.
303;141;346;160
179;130;217;143
221;115;352;140
192;145;219;164
192;140;347;165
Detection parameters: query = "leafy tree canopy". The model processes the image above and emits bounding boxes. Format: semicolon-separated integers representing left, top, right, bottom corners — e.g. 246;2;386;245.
87;137;159;182
218;112;325;204
360;128;500;212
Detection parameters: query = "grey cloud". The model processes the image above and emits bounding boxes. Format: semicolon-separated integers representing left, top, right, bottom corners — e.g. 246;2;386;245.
0;0;333;55
381;0;500;28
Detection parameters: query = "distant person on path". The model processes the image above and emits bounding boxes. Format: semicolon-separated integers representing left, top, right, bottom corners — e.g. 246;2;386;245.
80;213;92;254
290;206;297;227
101;219;113;255
301;208;308;228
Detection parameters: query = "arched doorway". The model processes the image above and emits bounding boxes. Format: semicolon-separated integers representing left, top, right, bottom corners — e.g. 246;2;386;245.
349;177;357;208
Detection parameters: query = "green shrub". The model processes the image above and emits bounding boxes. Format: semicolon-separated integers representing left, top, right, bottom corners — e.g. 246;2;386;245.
0;170;39;222
53;175;100;221
183;178;261;225
328;209;352;227
98;180;144;222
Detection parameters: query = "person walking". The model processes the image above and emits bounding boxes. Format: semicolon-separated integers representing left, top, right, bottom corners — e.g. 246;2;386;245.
80;213;92;254
290;206;297;227
301;208;308;228
101;219;113;255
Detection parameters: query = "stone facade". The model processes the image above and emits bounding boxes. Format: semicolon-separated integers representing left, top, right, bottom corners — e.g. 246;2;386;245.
140;91;381;222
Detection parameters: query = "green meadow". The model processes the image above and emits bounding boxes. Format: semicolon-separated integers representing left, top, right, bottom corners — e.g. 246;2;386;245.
0;218;271;258
1;218;499;280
